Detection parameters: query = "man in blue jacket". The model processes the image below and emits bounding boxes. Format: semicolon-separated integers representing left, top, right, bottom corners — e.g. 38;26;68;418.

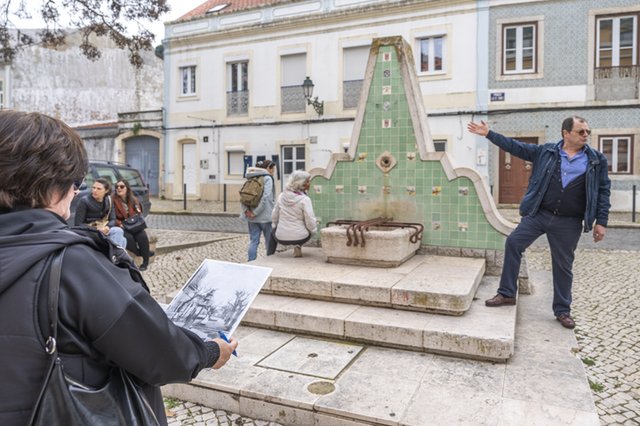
468;116;611;329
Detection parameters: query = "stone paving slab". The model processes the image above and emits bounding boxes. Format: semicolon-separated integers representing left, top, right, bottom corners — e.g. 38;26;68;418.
163;266;597;425
252;248;486;315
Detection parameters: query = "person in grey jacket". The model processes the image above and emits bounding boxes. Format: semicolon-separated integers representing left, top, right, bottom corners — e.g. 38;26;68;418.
272;170;317;257
468;116;611;329
240;160;276;261
0;110;238;425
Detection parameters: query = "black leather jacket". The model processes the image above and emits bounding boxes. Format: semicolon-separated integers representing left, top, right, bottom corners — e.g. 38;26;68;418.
0;208;219;425
74;194;117;227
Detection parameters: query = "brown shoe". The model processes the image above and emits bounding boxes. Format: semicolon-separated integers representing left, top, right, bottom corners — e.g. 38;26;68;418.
485;294;516;307
556;313;576;329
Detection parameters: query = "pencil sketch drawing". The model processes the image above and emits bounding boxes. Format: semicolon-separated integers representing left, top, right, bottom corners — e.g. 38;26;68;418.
165;260;272;340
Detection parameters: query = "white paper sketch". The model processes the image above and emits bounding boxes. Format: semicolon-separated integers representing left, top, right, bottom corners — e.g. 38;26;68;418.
165;259;272;340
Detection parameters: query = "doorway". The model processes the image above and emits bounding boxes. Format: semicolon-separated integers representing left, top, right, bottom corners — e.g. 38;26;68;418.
182;143;197;196
498;137;537;204
125;135;160;196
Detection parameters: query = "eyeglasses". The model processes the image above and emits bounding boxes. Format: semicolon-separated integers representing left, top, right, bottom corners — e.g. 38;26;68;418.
73;179;85;191
572;129;591;136
116;184;126;189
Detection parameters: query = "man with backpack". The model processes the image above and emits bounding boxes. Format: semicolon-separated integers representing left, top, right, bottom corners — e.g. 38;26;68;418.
239;160;276;261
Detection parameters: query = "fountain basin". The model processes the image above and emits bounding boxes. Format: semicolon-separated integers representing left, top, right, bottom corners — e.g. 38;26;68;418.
321;225;421;267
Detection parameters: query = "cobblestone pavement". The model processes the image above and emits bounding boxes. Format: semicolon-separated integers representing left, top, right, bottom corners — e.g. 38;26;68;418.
144;201;640;425
147;214;247;234
526;247;640;425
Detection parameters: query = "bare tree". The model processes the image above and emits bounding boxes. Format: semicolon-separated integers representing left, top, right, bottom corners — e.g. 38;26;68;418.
0;0;170;67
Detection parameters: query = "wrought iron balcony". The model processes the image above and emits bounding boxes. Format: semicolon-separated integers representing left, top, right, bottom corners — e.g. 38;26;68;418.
226;90;248;116
343;79;363;109
281;85;306;113
594;65;639;101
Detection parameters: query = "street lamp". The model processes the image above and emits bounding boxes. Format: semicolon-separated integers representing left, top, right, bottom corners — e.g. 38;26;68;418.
302;76;324;116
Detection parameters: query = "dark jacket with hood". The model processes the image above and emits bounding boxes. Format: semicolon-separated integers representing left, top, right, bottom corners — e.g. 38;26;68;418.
0;208;219;425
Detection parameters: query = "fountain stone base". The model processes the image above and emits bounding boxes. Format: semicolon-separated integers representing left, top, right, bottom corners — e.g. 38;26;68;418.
321;225;422;267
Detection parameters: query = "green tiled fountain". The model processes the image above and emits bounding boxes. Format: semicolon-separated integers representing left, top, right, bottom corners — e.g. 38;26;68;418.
309;36;513;262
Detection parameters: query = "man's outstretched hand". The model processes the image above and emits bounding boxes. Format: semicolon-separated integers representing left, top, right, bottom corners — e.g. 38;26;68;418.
467;120;489;137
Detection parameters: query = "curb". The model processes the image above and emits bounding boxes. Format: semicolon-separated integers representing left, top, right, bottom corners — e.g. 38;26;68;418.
149;211;239;218
156;235;245;255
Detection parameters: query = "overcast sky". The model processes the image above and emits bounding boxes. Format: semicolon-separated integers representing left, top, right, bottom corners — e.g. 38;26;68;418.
11;0;206;44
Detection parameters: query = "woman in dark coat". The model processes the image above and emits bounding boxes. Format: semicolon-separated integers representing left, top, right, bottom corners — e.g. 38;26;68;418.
113;178;154;270
0;110;238;425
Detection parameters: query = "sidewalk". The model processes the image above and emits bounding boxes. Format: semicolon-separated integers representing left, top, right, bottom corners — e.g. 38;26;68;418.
149;198;640;228
150;198;241;216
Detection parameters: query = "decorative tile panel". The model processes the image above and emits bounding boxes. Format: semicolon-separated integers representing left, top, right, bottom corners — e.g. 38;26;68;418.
310;37;510;251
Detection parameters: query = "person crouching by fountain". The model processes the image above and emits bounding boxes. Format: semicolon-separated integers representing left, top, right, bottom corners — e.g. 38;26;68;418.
271;170;317;257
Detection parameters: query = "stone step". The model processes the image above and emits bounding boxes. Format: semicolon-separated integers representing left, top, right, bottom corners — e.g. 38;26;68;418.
251;248;486;316
242;277;515;362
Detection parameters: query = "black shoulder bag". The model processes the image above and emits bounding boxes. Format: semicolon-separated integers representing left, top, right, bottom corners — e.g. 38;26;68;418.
29;248;159;426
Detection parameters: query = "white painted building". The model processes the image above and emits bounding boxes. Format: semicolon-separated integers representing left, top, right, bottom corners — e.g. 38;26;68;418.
162;0;640;212
162;0;486;201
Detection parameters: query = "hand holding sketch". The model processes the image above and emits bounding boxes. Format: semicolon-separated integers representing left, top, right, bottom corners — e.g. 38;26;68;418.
212;335;238;367
165;259;272;356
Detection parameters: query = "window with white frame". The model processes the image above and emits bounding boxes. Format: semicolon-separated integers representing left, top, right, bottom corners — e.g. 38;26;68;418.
227;61;248;115
227;151;245;175
343;45;369;109
600;136;633;174
180;65;197;96
502;23;536;74
418;36;445;73
596;15;638;68
281;145;306;180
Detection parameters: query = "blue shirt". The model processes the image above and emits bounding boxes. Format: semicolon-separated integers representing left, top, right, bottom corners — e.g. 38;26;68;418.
560;148;588;188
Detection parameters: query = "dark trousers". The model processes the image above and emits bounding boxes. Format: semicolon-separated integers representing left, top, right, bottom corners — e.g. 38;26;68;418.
498;209;583;316
124;230;150;263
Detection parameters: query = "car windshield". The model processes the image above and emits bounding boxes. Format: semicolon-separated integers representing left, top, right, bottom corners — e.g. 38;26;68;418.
94;166;119;186
119;168;145;187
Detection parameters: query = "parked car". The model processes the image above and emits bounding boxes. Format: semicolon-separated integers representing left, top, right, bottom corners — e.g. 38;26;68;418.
69;161;152;224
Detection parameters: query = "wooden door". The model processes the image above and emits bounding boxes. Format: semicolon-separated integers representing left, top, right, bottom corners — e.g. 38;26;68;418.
498;137;537;204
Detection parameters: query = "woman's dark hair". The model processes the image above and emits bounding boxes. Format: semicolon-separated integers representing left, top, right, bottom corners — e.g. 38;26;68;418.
95;178;112;193
115;179;138;206
0;110;87;209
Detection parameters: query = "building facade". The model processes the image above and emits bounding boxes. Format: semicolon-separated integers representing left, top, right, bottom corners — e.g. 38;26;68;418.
0;30;164;196
162;0;484;201
484;0;640;211
162;0;639;211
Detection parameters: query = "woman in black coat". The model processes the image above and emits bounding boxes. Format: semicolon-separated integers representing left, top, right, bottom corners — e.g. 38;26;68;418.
0;110;238;425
